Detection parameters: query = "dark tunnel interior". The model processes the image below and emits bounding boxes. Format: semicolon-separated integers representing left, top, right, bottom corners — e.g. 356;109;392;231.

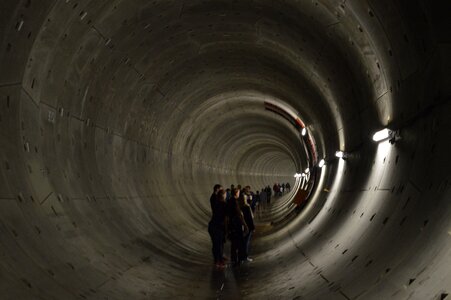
0;0;450;299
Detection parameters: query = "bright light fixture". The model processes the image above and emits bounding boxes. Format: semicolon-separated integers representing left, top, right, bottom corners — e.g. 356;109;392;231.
335;151;344;158
372;128;391;142
294;173;302;178
305;168;310;173
301;127;307;136
318;159;325;168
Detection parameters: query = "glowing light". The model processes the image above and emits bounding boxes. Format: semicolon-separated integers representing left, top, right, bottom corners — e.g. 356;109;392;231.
301;127;307;136
318;159;325;168
305;168;310;173
377;140;392;157
335;151;344;158
372;128;391;142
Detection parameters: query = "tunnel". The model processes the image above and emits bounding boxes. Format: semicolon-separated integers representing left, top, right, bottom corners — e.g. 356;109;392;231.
0;0;450;299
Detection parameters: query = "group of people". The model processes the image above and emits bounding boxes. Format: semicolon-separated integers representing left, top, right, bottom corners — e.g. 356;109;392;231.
208;182;292;269
208;184;256;269
273;182;290;197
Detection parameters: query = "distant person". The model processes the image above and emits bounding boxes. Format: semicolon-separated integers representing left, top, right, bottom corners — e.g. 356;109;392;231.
282;183;285;194
243;186;252;206
251;190;260;212
266;186;272;204
239;193;255;262
286;182;291;192
208;189;228;269
227;188;248;266
226;188;231;201
273;183;279;197
227;185;235;203
259;188;267;208
210;184;222;212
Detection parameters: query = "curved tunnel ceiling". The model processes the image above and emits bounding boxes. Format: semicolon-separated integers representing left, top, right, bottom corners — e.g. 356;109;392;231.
0;0;450;299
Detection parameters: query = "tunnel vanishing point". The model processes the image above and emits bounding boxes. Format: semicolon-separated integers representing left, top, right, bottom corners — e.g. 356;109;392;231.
0;0;450;299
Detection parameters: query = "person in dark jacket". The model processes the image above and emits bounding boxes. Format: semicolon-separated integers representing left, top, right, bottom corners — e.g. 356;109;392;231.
266;185;272;204
286;182;291;192
208;189;227;268
251;190;260;212
259;188;267;209
226;188;248;266
210;184;222;213
239;194;255;261
273;183;279;197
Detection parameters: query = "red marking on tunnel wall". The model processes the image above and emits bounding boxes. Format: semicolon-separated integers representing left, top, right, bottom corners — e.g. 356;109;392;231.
264;102;298;128
295;118;305;128
264;101;317;163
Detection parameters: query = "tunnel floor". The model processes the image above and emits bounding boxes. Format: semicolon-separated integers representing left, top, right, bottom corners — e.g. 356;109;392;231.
106;193;340;300
94;193;314;300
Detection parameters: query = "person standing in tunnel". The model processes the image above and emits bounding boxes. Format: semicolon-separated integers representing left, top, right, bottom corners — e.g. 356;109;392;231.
225;188;231;202
208;189;228;269
227;184;235;202
286;182;291;192
227;188;248;266
266;185;272;204
259;188;267;210
273;183;279;197
239;194;255;262
210;184;222;213
243;185;252;206
251;190;260;212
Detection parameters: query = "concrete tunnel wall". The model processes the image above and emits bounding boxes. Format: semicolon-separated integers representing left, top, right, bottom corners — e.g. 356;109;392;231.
0;0;450;299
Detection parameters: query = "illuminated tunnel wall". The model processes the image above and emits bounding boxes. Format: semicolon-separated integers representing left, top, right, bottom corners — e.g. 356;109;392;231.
0;1;450;299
